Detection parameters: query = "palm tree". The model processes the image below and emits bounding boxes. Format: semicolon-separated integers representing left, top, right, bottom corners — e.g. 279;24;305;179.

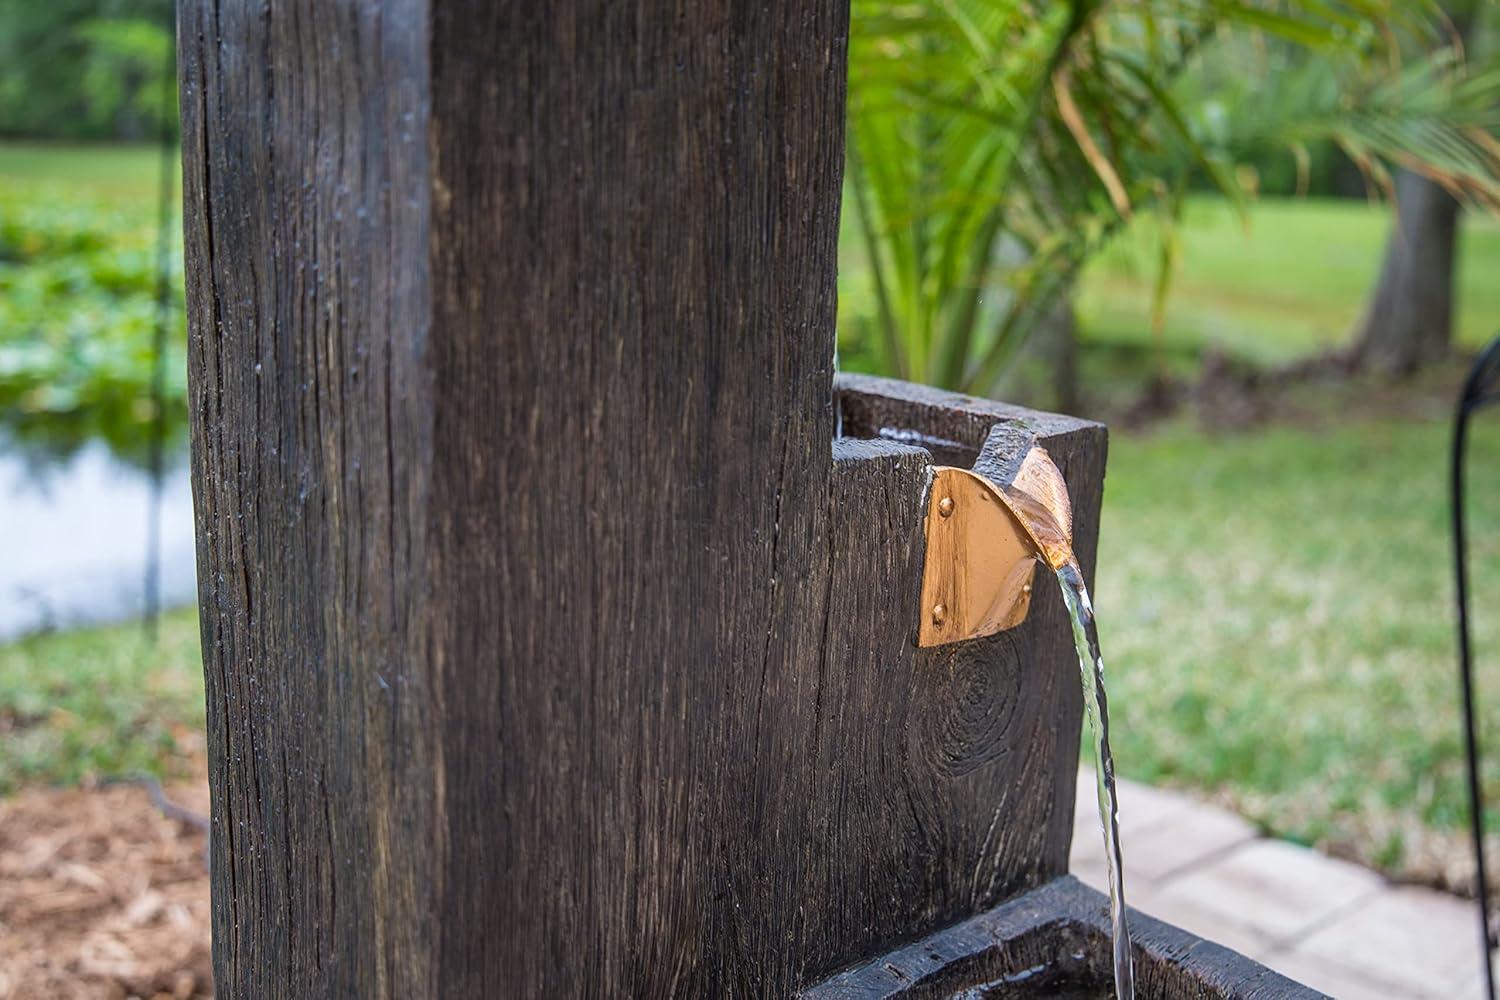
842;0;1500;396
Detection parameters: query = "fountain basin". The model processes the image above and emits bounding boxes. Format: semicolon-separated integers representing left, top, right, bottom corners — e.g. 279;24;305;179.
804;876;1325;999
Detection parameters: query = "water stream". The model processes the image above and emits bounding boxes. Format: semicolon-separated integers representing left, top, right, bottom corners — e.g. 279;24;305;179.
1057;561;1135;1000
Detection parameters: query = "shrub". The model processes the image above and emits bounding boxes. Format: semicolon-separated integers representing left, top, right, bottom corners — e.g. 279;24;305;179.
0;185;186;462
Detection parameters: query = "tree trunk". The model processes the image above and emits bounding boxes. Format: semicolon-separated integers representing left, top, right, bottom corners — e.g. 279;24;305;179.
1350;0;1479;377
1352;169;1463;376
1047;298;1081;415
992;296;1080;414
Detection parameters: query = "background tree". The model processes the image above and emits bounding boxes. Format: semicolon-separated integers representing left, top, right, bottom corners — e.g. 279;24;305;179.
1351;2;1489;376
0;0;174;142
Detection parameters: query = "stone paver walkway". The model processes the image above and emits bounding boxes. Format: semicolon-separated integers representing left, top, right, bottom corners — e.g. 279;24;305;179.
1073;771;1491;999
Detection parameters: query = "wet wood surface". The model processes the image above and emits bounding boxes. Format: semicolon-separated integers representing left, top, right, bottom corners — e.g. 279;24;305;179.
179;2;1106;995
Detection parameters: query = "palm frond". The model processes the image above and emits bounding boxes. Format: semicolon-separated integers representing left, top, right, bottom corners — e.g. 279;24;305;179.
843;0;1500;394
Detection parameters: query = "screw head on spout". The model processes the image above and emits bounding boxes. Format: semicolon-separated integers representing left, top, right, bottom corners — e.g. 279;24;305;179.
938;496;955;518
931;603;947;628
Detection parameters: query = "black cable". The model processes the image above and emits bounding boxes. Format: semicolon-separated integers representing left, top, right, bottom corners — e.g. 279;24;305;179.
143;14;177;641
101;772;210;834
101;773;210;872
1455;333;1500;1000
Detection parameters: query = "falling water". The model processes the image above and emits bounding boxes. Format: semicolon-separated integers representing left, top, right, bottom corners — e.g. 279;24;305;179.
1057;560;1135;1000
986;462;1134;998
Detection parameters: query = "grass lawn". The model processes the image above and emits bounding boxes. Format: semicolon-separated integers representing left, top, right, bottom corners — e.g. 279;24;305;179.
1099;409;1500;886
0;139;190;460
0;140;196;793
0;141;172;202
4;403;1496;890
4;404;1495;889
0;608;202;793
1078;196;1500;369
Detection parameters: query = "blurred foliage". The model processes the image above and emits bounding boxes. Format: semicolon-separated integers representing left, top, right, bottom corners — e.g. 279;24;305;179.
0;0;175;142
0;183;186;463
841;0;1500;393
1075;194;1500;405
0;606;201;793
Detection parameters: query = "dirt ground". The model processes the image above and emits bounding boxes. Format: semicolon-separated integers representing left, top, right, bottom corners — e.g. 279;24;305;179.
0;778;211;999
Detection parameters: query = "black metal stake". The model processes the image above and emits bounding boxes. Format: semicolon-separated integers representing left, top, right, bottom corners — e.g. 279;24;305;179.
143;15;178;642
1454;334;1500;1000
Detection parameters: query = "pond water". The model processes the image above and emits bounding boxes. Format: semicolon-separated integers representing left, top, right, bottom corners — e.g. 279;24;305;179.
0;440;196;640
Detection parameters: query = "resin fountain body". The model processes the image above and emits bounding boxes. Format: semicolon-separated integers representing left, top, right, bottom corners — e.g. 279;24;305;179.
184;5;1323;992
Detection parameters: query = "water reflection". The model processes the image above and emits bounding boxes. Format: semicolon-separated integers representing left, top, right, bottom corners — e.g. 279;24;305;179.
0;424;195;640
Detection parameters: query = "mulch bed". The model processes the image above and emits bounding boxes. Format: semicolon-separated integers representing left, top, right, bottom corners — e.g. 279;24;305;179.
0;778;211;999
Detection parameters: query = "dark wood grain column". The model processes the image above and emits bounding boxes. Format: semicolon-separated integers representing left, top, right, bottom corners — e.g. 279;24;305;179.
179;3;1104;996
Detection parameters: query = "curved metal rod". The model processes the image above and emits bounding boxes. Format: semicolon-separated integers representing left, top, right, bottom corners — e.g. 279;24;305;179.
1455;333;1500;1000
143;14;177;641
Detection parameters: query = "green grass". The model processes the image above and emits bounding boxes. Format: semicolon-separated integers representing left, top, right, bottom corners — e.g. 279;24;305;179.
1069;195;1500;880
0;608;203;793
0;141;173;202
1079;196;1500;368
0;142;196;794
1099;411;1500;881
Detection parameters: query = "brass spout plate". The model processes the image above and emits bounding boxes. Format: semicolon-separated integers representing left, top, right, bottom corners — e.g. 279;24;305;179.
918;467;1041;647
1006;447;1076;573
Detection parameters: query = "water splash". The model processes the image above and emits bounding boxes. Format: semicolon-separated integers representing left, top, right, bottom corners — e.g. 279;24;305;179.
1057;561;1134;1000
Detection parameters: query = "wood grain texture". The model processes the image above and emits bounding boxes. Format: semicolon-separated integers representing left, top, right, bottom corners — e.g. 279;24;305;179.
180;3;1109;995
425;2;848;995
179;1;437;996
804;876;1327;999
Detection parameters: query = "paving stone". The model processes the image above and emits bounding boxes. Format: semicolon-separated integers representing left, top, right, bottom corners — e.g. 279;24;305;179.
1292;886;1487;998
1069;768;1491;997
1442;951;1500;1000
1127;883;1275;963
1072;772;1255;886
1152;838;1384;946
1124;806;1258;884
1070;843;1110;892
1439;977;1491;1000
1260;946;1412;1000
1075;769;1196;838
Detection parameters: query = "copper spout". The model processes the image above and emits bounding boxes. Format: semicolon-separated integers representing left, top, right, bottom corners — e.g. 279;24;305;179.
917;440;1076;647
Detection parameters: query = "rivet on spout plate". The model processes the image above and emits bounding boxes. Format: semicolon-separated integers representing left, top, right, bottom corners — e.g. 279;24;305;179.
931;603;947;628
938;496;955;518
